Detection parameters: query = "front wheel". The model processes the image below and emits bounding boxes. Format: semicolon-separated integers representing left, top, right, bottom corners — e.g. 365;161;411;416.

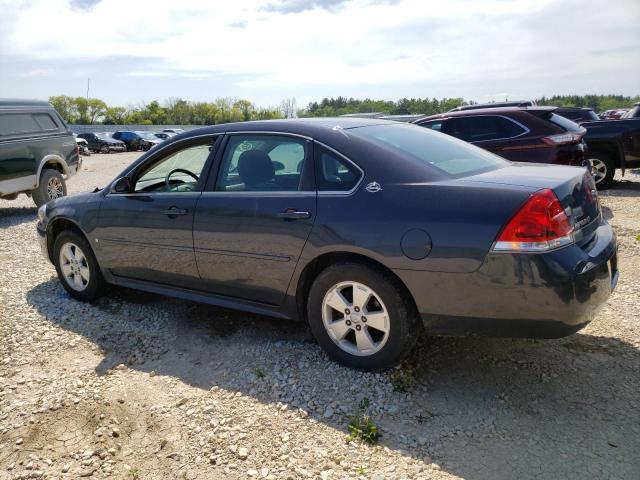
307;262;421;371
53;230;106;302
100;144;110;154
32;169;67;207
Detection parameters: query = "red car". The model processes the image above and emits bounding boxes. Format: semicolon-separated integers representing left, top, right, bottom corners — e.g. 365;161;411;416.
413;107;587;167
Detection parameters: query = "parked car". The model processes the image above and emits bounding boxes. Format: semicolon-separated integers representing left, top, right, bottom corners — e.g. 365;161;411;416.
153;132;172;140
36;119;617;371
74;134;91;156
600;109;628;120
552;107;600;124
621;103;640;119
580;118;640;188
77;132;126;153
0;99;81;206
112;131;160;151
449;100;536;112
413;106;587;169
162;128;184;135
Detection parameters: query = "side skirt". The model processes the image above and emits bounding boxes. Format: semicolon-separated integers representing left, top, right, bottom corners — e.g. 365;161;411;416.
109;275;292;320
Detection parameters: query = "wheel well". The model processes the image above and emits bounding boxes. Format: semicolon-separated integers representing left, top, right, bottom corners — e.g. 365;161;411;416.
43;161;64;174
46;219;88;262
295;252;418;323
588;142;621;167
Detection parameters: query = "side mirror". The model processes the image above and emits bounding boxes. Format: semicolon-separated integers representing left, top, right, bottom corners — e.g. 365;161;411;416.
110;176;133;194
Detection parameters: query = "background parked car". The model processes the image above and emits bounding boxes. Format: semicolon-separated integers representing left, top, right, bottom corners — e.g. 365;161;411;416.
112;131;160;151
153;132;173;140
0;99;80;206
448;100;536;112
621;103;640;119
413;106;587;169
552;107;600;124
162;128;184;135
73;134;91;156
580;117;640;188
77;132;126;153
600;109;628;120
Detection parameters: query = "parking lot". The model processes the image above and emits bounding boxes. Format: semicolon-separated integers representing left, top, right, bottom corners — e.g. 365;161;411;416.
1;152;639;479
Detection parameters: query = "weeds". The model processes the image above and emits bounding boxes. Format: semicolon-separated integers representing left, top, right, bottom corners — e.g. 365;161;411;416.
127;467;140;480
254;367;265;379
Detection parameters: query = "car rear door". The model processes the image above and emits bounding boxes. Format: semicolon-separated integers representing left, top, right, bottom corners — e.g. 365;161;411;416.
94;136;219;288
193;133;316;305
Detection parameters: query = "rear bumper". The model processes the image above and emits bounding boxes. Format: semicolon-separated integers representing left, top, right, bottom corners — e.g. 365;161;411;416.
396;220;618;338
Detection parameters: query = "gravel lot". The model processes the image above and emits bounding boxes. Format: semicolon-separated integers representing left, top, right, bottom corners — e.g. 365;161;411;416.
1;152;639;480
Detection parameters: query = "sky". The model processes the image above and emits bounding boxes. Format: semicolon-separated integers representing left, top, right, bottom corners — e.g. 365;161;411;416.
0;0;638;109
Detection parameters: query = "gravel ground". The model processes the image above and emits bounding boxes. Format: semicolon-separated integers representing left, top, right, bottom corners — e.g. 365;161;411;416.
1;152;639;480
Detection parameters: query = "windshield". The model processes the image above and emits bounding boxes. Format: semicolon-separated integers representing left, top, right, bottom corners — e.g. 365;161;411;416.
622;106;639;118
352;123;508;177
548;113;583;132
137;132;158;140
96;133;113;138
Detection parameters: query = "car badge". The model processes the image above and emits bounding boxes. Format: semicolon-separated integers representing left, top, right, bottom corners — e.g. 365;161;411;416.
366;181;382;193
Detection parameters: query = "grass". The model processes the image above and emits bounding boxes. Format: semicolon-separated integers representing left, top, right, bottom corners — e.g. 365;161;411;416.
356;465;367;475
127;468;140;480
346;408;380;445
254;367;265;379
635;234;640;242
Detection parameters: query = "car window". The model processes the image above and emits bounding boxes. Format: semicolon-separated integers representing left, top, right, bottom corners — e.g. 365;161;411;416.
419;120;444;132
315;148;362;192
134;143;212;193
216;135;308;192
33;113;58;131
351;123;508;177
0;114;42;136
444;115;526;142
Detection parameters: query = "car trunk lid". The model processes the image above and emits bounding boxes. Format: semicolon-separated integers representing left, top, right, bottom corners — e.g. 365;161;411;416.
461;163;601;246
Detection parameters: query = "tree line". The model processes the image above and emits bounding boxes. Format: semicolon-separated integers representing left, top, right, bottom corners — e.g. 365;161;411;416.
49;94;640;125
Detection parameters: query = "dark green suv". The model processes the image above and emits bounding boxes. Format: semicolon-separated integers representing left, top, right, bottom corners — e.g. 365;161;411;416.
0;99;81;207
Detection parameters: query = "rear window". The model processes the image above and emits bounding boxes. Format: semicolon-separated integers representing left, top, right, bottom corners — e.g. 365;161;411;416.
33;113;58;131
352;123;508;177
548;113;583;132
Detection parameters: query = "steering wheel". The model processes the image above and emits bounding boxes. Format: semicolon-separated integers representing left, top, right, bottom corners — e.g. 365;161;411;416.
165;168;199;191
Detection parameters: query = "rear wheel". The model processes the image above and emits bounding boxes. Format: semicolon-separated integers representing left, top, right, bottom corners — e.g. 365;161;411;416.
32;169;67;207
588;153;615;189
53;230;105;301
307;262;421;371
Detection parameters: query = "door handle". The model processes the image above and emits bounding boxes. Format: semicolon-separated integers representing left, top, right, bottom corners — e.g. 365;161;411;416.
278;209;311;220
162;206;188;216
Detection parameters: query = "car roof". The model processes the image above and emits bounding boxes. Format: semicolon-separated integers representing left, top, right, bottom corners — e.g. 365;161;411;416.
0;98;51;108
413;106;557;122
177;117;395;139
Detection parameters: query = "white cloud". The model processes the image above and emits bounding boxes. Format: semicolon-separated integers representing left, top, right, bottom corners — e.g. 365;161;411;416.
0;0;638;103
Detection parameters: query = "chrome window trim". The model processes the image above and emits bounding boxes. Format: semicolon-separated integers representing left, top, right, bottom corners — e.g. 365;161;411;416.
448;114;531;143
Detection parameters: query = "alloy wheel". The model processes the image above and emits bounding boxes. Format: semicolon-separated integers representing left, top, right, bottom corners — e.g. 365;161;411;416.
589;158;607;184
46;177;64;200
59;242;90;291
322;281;390;356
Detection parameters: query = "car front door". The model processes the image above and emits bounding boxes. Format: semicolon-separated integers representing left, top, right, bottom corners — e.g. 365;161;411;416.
94;136;219;288
193;133;316;305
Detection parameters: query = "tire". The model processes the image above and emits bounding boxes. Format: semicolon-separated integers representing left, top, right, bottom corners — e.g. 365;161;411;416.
100;144;109;154
53;230;106;302
588;153;615;190
307;262;421;371
32;169;67;207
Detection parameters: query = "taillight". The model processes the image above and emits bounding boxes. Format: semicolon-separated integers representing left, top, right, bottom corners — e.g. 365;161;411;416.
542;132;584;145
493;189;573;252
